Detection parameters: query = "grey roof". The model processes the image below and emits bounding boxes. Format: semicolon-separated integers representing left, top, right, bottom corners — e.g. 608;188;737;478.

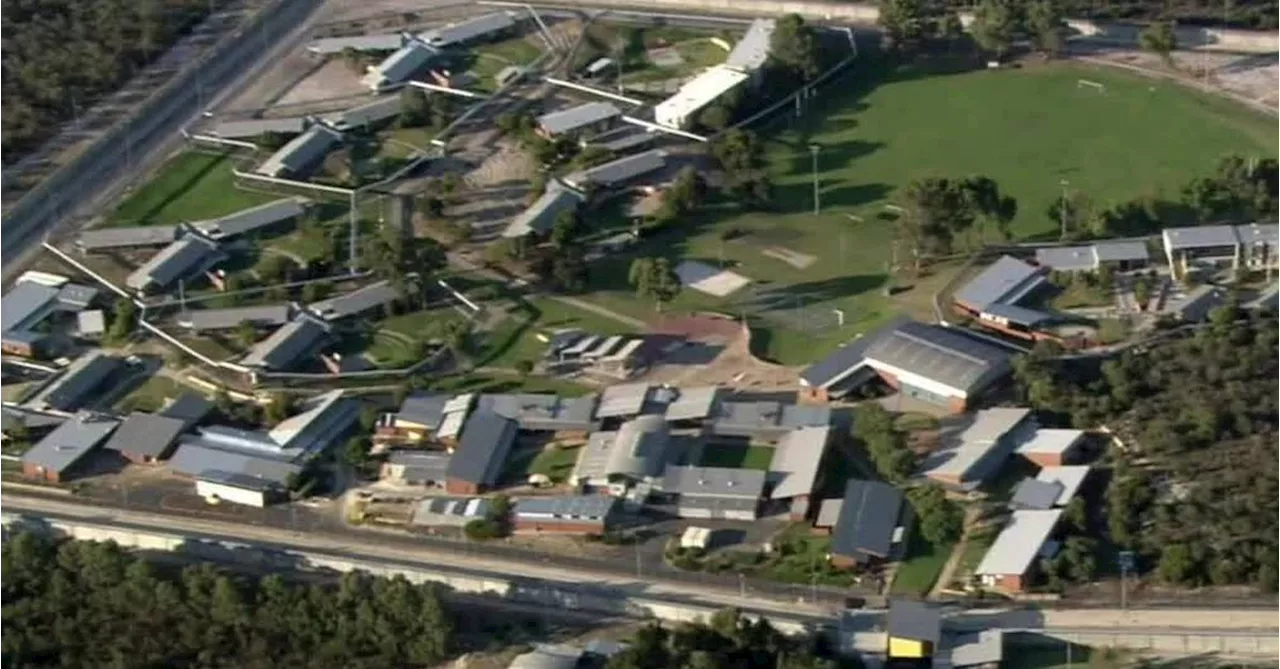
976;509;1062;576
168;442;301;486
365;40;439;89
1246;283;1279;311
2;281;59;340
77;225;178;251
980;302;1052;326
1165;284;1227;322
863;321;1012;396
662;465;766;498
674;494;760;515
1016;428;1083;456
710;401;831;439
386;449;452;483
56;283;98;308
767;425;829;499
923;408;1034;485
723;18;775;72
563;150;666;190
307;33;406;54
1034;245;1095;272
211;117;308;139
266;390;359;454
1;406;67;433
816;498;843;527
514;494;617;521
590;128;655;153
411;496;492;524
125;234;226;292
240;313;332;370
1162;225;1240;250
196;469;280;492
397;393;450;428
596;382;653;418
159;393;214;428
326;96;403;130
508;645;584;669
182;304;293;331
537;102;622;137
76;310;106;336
1010;478;1063;510
1035;465;1090;506
502;181;584;238
888;600;941;644
603;414;669;479
103;412;188;459
1237;222;1279;247
944;629;1004;667
307;280;401;321
663;386;722;422
21;413;119;475
954;255;1048;311
445;411;517;486
477;393;601;432
193;198;308;240
419;12;516;47
25;350;121;412
830;479;904;561
256;124;343;177
1092;240;1150;263
798;316;913;389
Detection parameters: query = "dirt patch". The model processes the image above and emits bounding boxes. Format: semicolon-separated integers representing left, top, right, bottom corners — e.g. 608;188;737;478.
275;59;371;106
760;246;816;270
1076;48;1278;111
639;319;801;392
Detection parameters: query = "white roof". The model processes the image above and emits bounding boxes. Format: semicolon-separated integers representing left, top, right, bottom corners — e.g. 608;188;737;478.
596;382;650;417
1017;428;1084;456
654;66;749;128
1035;466;1090;507
976;509;1062;577
663;386;721;422
767;426;829;499
723;18;775;72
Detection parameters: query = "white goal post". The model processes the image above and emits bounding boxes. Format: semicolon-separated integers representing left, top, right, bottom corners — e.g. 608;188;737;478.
1077;79;1106;92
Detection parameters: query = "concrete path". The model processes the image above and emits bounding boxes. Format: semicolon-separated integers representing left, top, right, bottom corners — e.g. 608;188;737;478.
928;505;983;599
547;295;648;329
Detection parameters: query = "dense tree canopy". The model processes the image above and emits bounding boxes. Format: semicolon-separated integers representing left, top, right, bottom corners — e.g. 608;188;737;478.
2;0;214;162
2;532;456;668
604;610;850;669
878;0;1276;32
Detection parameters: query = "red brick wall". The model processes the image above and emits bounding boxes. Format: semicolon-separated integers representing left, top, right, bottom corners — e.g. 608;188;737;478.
992;573;1026;592
1022;452;1064;468
797;387;830;404
829;554;858;570
22;462;61;483
445;479;480;495
947;396;967;414
513;519;606;534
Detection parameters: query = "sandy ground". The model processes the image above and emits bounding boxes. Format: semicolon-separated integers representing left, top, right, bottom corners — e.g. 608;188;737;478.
274;59;372;106
1077;47;1278;110
638;317;802;392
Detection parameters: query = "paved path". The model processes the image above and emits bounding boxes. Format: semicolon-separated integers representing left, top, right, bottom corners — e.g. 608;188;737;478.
547;295;648;329
928;505;983;599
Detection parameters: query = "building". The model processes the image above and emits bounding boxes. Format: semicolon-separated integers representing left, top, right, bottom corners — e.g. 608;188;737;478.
887;600;942;660
953;255;1054;340
723;18;776;73
306;33;407;55
194;471;280;507
307;280;401;321
159;393;214;428
588;126;655;153
1034;465;1090;506
1245;283;1279;311
256;123;343;177
571;414;671;487
2;279;99;358
77;225;179;252
476;393;601;436
125;233;227;294
21;413;119;482
181;304;293;332
513;494;619;533
1;406;67;441
1008;478;1065;511
595;382;661;420
537;101;622;139
941;629;1004;668
362;38;440;91
210;116;309;139
378;393;450;443
797;317;912;402
823;479;907;568
102;412;189;463
76;310;105;338
381;450;452;486
708;401;831;441
1035;241;1150;273
922;408;1036;490
654;65;748;129
508;644;584;669
766;425;830;517
1161;225;1242;273
418;12;517;48
444;410;518;494
661;465;766;520
562;150;667;192
1162;284;1228;322
24;350;122;413
240;313;333;371
502;180;585;238
1016;428;1085;467
1236;222;1279;269
192;198;310;240
975;509;1063;592
326;96;403;131
662;385;723;424
410;496;491;526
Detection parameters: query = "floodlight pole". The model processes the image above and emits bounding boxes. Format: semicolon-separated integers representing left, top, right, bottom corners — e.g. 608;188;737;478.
809;143;822;215
1059;179;1070;240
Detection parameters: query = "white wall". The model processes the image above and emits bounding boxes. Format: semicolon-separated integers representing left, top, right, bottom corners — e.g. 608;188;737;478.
195;480;268;508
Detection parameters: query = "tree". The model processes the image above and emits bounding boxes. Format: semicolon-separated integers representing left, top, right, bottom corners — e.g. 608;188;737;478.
342;435;372;469
961;176;1017;245
1063;496;1088;532
106;297;137;343
514;359;534;378
1156;543;1198;584
658;166;708;222
1139;21;1177;64
400;87;432;128
548;245;589;293
628;257;682;311
549;209;582;249
897;177;975;269
970;0;1020;61
769;14;822;81
906;484;963;545
879;0;931;49
263;393;294;426
232;321;258;349
1026;0;1068;56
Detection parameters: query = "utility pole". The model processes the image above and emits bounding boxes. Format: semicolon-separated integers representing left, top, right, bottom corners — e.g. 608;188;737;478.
348;188;359;274
808;143;822;215
1059;179;1070;239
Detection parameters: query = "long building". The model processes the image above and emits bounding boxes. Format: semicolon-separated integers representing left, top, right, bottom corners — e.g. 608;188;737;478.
21;412;119;482
192;198;309;240
125;233;226;294
256;124;343;177
2;279;99;357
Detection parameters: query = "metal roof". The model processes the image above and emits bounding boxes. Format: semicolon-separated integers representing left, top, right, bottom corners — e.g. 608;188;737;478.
307;280;401;321
514;494;617;521
21;413;119;475
723;18;775;72
975;509;1062;577
1034;246;1095;272
563;150;666;191
661;465;766;498
502;182;584;238
306;33;406;54
1246;283;1279;311
56;283;98;308
1009;478;1063;510
602;414;670;480
829;478;904;561
1162;225;1240;250
76;310;105;336
944;629;1004;667
863;321;1012;396
816;498;843;528
267;390;358;455
979;302;1052;326
662;386;722;422
419;12;516;47
1035;465;1090;507
103;412;188;459
797;316;912;389
2;280;59;336
924;408;1034;484
478;393;601;432
77;225;178;251
445;410;517;485
1165;284;1227;322
256;124;343;177
888;600;941;644
954;255;1048;311
590;128;655;153
363;40;440;89
386;449;451;483
1237;222;1279;246
1;406;67;433
182;304;292;331
125;235;226;292
396;393;450;428
411;496;491;524
674;494;760;514
25;350;122;412
160;393;214;428
1092;240;1150;263
537;102;622;137
240;313;332;370
654;66;749;129
326;96;403;130
767;425;829;499
211;117;308;139
1016;428;1083;456
168;442;301;485
194;198;309;240
596;382;652;418
508;645;584;669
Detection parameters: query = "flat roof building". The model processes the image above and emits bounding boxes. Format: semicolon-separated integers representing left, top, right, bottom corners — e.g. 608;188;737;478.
210;117;309;139
975;509;1062;593
77;225;178;252
766;425;830;505
103;412;189;464
723;18;776;72
411;496;491;526
326;96;403;131
306;33;407;54
381;450;452;486
954;255;1050;314
513;494;619;534
887;600;942;660
419;12;517;48
445;411;518;494
362;39;440;91
3;279;100;358
181;304;293;332
125;234;226;294
256;124;343;177
25;350;122;413
476;393;601;434
1035;465;1090;507
1161;224;1243;272
654;66;749;129
537;102;622;138
1017;428;1085;467
709;401;831;440
662;386;723;423
571;414;671;486
661;465;766;520
1036;241;1150;273
563;150;666;191
193;198;309;240
21;413;119;482
307;280;401;321
921;408;1035;490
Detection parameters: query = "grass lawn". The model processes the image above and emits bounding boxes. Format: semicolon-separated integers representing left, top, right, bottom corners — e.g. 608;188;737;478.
759;523;861;587
106;152;276;227
379;127;436;159
697;443;775;470
467;36;543;89
115;375;186;413
480;297;632;369
527;444;581;482
951;522;1002;588
571;57;1273;365
890;530;954;596
377;306;465;340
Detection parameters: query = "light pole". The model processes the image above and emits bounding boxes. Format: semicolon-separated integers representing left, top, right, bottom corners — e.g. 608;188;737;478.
808;143;822;215
1059;179;1070;240
737;572;746;599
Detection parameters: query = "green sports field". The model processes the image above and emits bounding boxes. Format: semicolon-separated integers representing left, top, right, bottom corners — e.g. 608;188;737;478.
106;152;276;227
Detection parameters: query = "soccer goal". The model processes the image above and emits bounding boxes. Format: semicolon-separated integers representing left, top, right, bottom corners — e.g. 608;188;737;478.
1077;79;1106;93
